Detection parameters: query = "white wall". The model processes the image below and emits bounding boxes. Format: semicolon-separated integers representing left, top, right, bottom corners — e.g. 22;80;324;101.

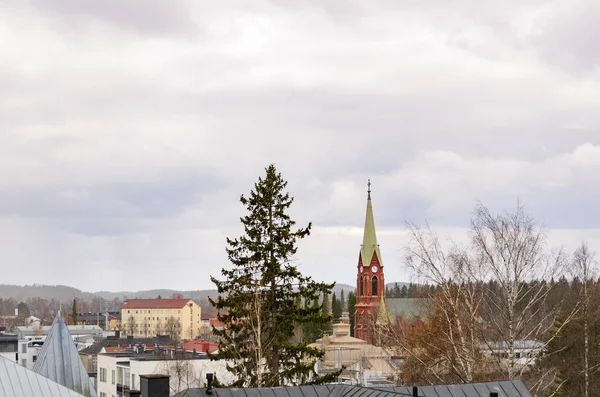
97;353;236;396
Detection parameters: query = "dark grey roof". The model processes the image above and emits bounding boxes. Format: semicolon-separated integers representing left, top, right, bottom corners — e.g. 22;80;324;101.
173;381;530;397
384;298;429;320
79;335;175;355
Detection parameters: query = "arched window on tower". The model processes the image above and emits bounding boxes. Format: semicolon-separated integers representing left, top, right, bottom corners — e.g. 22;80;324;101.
372;276;378;296
360;277;364;296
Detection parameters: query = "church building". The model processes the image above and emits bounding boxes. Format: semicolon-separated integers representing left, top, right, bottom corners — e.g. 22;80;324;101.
353;181;427;343
354;180;386;341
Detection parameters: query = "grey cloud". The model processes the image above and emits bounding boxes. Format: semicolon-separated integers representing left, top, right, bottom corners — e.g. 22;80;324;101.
0;171;225;233
529;2;600;73
0;0;599;290
26;0;198;37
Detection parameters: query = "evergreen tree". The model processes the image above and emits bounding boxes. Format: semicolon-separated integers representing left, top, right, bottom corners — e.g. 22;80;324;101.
209;165;338;387
407;283;417;298
321;292;332;333
347;292;356;337
16;302;30;318
393;283;401;298
340;289;345;311
400;285;408;298
331;292;342;323
71;298;77;325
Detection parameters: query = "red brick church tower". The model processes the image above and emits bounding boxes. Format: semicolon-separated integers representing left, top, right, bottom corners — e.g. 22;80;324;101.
354;180;386;342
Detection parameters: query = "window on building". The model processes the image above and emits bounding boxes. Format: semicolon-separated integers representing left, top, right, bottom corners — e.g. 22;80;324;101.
21;344;26;353
21;359;27;367
100;393;107;397
111;369;115;384
372;276;378;296
99;367;107;382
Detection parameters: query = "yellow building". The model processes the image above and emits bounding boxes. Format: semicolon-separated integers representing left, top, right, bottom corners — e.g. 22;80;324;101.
121;297;201;340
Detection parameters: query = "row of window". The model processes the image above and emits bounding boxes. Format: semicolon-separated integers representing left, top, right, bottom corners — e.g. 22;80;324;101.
126;309;182;314
358;276;379;296
98;367;116;384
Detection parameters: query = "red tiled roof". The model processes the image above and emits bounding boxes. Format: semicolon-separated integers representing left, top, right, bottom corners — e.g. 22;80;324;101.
201;311;227;320
104;346;124;353
180;339;219;354
122;298;192;309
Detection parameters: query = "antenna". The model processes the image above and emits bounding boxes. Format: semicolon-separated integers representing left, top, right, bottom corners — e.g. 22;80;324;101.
367;179;371;200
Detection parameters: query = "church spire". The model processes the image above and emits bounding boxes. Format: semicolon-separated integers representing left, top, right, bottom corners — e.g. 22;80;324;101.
361;179;382;267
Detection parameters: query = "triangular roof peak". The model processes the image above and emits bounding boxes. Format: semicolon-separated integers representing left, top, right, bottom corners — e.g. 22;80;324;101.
360;179;382;267
33;310;97;397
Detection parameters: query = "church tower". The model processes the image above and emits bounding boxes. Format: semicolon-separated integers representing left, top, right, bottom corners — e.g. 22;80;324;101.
354;180;386;342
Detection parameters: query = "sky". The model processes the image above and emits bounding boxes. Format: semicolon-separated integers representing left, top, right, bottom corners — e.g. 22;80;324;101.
1;0;599;292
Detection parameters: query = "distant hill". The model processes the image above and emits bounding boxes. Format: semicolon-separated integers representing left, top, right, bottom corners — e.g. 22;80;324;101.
0;284;96;302
94;282;358;301
93;289;220;301
0;281;412;304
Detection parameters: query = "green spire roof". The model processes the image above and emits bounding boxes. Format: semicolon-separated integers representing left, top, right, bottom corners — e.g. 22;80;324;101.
360;180;382;267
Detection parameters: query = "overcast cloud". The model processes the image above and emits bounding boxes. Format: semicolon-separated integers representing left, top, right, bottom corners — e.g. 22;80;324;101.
0;0;599;292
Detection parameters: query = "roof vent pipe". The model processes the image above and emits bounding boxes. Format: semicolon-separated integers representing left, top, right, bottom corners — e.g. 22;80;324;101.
207;373;214;395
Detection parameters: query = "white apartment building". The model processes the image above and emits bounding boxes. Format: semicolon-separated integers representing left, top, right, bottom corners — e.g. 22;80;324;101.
97;350;235;397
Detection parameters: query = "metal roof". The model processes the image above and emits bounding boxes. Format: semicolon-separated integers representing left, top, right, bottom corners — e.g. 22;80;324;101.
173;381;531;397
32;312;98;397
360;190;383;268
383;298;429;320
0;356;86;397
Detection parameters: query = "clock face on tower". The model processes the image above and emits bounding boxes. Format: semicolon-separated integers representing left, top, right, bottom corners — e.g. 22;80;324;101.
360;267;363;273
371;265;378;273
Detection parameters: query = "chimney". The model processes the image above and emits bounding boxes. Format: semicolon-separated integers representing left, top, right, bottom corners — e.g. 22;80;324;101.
206;373;214;395
140;374;170;397
412;386;418;397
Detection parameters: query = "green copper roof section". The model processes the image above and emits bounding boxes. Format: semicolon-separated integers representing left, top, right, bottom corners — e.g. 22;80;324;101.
360;180;382;267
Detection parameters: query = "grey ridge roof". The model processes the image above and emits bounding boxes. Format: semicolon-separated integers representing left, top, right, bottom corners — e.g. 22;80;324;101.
32;312;97;397
384;298;429;320
0;356;86;397
173;380;531;397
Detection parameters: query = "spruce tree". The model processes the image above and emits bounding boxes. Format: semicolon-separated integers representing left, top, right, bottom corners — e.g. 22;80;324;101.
71;298;77;325
321;292;332;334
347;292;356;337
400;285;408;298
340;289;345;311
331;292;342;323
209;164;338;387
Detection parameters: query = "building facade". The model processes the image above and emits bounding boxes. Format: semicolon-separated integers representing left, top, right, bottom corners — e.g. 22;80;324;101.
354;182;386;342
97;350;234;397
121;297;202;340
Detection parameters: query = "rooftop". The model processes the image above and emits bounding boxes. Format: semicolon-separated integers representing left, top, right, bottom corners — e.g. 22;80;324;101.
173;380;531;397
122;298;194;309
0;356;87;397
32;312;97;397
100;348;208;362
79;335;175;355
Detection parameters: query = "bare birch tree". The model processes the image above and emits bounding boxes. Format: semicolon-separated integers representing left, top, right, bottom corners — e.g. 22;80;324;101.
155;349;202;394
471;202;577;382
402;222;486;383
165;317;182;342
571;242;597;397
125;315;135;337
